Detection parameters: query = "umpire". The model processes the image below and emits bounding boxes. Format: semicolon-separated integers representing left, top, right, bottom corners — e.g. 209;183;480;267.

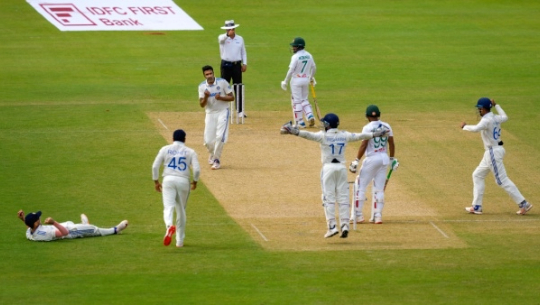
218;20;247;118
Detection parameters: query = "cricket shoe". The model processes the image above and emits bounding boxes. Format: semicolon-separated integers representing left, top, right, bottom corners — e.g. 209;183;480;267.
176;241;184;248
374;217;382;224
208;154;215;165
308;118;315;127
115;220;129;234
324;225;339;238
211;159;221;170
340;224;349;238
516;201;533;215
163;225;176;246
80;214;89;225
298;121;306;128
349;215;365;224
465;205;483;215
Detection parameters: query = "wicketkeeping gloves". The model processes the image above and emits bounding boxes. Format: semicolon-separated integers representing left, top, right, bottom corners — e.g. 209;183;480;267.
349;159;359;173
281;81;287;91
280;121;299;135
372;127;388;138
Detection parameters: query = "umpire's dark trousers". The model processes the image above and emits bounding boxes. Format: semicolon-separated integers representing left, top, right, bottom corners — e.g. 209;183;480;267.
220;60;244;113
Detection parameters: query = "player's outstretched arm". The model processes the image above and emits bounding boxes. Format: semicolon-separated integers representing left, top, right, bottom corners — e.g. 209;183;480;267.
17;210;25;223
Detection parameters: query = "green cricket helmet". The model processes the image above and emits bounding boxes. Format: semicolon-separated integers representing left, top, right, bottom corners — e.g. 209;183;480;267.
290;37;305;48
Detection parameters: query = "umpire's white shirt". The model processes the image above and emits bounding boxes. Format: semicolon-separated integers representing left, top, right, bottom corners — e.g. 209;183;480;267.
218;34;247;64
152;141;200;182
198;78;233;114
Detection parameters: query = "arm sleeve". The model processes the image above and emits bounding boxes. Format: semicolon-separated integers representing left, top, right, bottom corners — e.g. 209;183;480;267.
493;104;508;123
348;131;374;142
152;148;164;180
284;56;296;83
191;152;201;182
218;34;227;44
241;38;247;65
463;118;488;132
298;130;323;142
198;84;206;99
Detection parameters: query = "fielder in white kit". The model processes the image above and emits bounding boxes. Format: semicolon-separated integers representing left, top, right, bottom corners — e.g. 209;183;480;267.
281;37;317;128
153;129;200;248
461;97;532;215
349;105;398;224
199;65;235;170
280;113;387;238
18;210;128;242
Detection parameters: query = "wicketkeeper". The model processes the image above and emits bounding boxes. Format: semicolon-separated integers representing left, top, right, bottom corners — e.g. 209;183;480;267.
281;113;388;239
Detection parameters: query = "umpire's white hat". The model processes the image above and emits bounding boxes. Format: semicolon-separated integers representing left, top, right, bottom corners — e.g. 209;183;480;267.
221;20;240;30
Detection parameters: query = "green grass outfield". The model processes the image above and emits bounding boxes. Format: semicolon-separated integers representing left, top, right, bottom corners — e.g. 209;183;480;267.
1;0;540;303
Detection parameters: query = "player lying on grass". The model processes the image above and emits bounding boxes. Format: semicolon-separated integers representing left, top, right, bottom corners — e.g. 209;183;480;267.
17;210;128;242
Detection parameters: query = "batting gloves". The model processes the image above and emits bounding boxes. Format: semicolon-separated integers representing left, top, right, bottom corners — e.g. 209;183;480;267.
349;159;359;173
390;157;399;171
281;81;287;91
310;77;317;87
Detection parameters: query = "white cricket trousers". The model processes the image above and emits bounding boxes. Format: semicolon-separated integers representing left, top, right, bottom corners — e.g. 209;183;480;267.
61;222;115;238
204;109;229;160
320;163;350;229
290;78;314;123
472;146;525;206
353;153;389;218
162;175;191;244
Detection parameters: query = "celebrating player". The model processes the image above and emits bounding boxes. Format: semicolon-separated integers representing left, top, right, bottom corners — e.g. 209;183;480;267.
153;129;200;248
461;98;532;215
18;210;128;242
281;37;317;128
198;65;235;170
280;113;388;238
349;105;397;224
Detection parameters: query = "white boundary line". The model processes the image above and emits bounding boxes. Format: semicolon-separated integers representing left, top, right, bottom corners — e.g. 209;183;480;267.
158;118;168;130
251;223;269;242
429;221;449;238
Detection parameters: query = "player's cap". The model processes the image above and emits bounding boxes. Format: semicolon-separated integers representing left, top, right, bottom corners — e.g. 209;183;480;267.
25;211;42;227
221;20;240;30
476;97;492;110
366;105;380;117
173;129;186;142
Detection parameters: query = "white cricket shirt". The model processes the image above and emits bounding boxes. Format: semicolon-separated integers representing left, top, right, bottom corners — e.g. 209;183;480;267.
198;78;233;114
284;49;317;82
362;121;393;157
298;129;373;164
463;105;507;149
152;141;201;182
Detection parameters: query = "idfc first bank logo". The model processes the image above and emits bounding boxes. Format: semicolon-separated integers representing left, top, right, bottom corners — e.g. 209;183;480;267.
27;0;204;31
40;3;96;26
